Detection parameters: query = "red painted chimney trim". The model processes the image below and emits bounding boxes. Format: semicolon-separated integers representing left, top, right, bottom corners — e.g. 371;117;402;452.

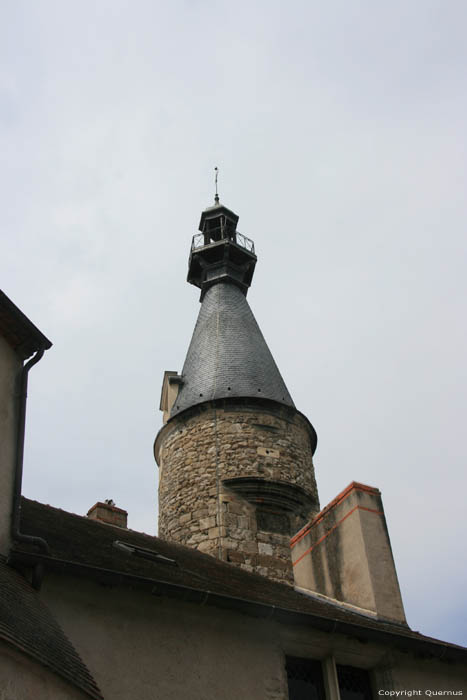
290;481;380;548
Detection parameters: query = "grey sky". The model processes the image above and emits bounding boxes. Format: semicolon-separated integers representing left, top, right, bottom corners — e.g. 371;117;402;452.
2;0;466;646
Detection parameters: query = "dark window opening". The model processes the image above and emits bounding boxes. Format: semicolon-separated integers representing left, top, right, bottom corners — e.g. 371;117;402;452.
257;508;290;535
286;656;325;700
337;665;372;700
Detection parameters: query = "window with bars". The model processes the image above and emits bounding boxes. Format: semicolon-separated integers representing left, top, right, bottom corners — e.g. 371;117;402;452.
285;656;325;700
336;664;373;699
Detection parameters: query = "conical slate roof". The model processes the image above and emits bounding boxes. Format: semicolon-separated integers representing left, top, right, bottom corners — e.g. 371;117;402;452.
171;282;294;416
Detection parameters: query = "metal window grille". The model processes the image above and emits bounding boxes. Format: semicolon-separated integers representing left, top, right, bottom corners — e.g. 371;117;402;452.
336;664;373;700
286;656;325;700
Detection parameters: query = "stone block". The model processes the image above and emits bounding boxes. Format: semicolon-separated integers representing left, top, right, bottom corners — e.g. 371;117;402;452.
242;541;258;554
193;509;209;519
258;554;289;571
208;526;227;539
258;542;273;556
224;513;239;528
199;516;216;530
197;540;214;553
226;551;246;564
227;502;246;516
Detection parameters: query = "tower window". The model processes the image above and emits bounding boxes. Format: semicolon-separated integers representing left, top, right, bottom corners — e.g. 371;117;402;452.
285;656;325;700
336;664;372;699
257;507;290;535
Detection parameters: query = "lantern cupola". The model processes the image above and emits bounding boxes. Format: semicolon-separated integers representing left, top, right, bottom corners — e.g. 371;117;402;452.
187;199;257;297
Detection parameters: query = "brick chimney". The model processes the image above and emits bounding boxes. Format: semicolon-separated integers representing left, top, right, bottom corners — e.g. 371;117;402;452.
87;500;127;528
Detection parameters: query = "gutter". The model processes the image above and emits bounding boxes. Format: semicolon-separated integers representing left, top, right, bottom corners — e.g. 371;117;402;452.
9;549;467;664
11;348;50;587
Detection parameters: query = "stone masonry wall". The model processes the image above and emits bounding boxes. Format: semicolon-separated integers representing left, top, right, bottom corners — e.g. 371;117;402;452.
155;401;319;585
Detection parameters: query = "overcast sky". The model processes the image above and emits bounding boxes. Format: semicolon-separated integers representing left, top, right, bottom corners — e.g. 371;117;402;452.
2;0;466;647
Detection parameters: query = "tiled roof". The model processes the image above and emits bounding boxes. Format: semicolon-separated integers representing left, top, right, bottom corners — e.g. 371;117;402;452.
171;282;294;416
12;498;467;663
0;559;102;699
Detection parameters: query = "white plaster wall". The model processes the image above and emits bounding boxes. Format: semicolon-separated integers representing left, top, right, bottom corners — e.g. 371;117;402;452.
40;573;467;699
42;575;289;700
0;336;20;557
390;652;467;693
0;641;89;700
358;505;406;623
292;489;377;612
292;487;406;623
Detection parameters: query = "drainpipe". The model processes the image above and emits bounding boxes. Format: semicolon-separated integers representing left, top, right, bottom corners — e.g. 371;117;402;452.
11;348;50;588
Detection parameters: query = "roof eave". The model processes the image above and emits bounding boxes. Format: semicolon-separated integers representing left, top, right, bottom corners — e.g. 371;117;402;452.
0;290;52;359
9;550;467;664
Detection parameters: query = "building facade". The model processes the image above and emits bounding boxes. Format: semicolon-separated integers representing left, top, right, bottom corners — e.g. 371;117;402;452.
156;201;319;584
0;199;466;698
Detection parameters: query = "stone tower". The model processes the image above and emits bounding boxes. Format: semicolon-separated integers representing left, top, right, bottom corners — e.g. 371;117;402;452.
154;199;319;584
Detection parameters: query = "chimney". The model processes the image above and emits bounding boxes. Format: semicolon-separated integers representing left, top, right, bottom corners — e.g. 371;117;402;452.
87;499;128;528
291;482;406;624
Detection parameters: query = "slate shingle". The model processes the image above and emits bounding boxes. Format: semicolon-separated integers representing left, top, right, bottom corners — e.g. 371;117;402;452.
0;559;102;699
172;282;294;416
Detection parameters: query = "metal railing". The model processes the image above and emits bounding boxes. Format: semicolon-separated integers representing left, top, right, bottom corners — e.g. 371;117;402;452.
191;231;255;254
236;232;255;253
191;233;206;250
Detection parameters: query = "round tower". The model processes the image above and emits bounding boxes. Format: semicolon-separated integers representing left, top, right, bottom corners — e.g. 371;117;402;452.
154;199;319;585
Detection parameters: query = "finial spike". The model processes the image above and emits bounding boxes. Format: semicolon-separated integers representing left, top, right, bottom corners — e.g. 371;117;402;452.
214;166;219;204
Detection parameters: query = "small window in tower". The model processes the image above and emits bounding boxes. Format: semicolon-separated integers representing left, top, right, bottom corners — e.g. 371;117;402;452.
257;507;290;535
336;664;373;699
285;656;325;700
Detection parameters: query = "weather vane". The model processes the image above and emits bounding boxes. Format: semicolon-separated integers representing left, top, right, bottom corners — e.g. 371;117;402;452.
214;166;219;204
